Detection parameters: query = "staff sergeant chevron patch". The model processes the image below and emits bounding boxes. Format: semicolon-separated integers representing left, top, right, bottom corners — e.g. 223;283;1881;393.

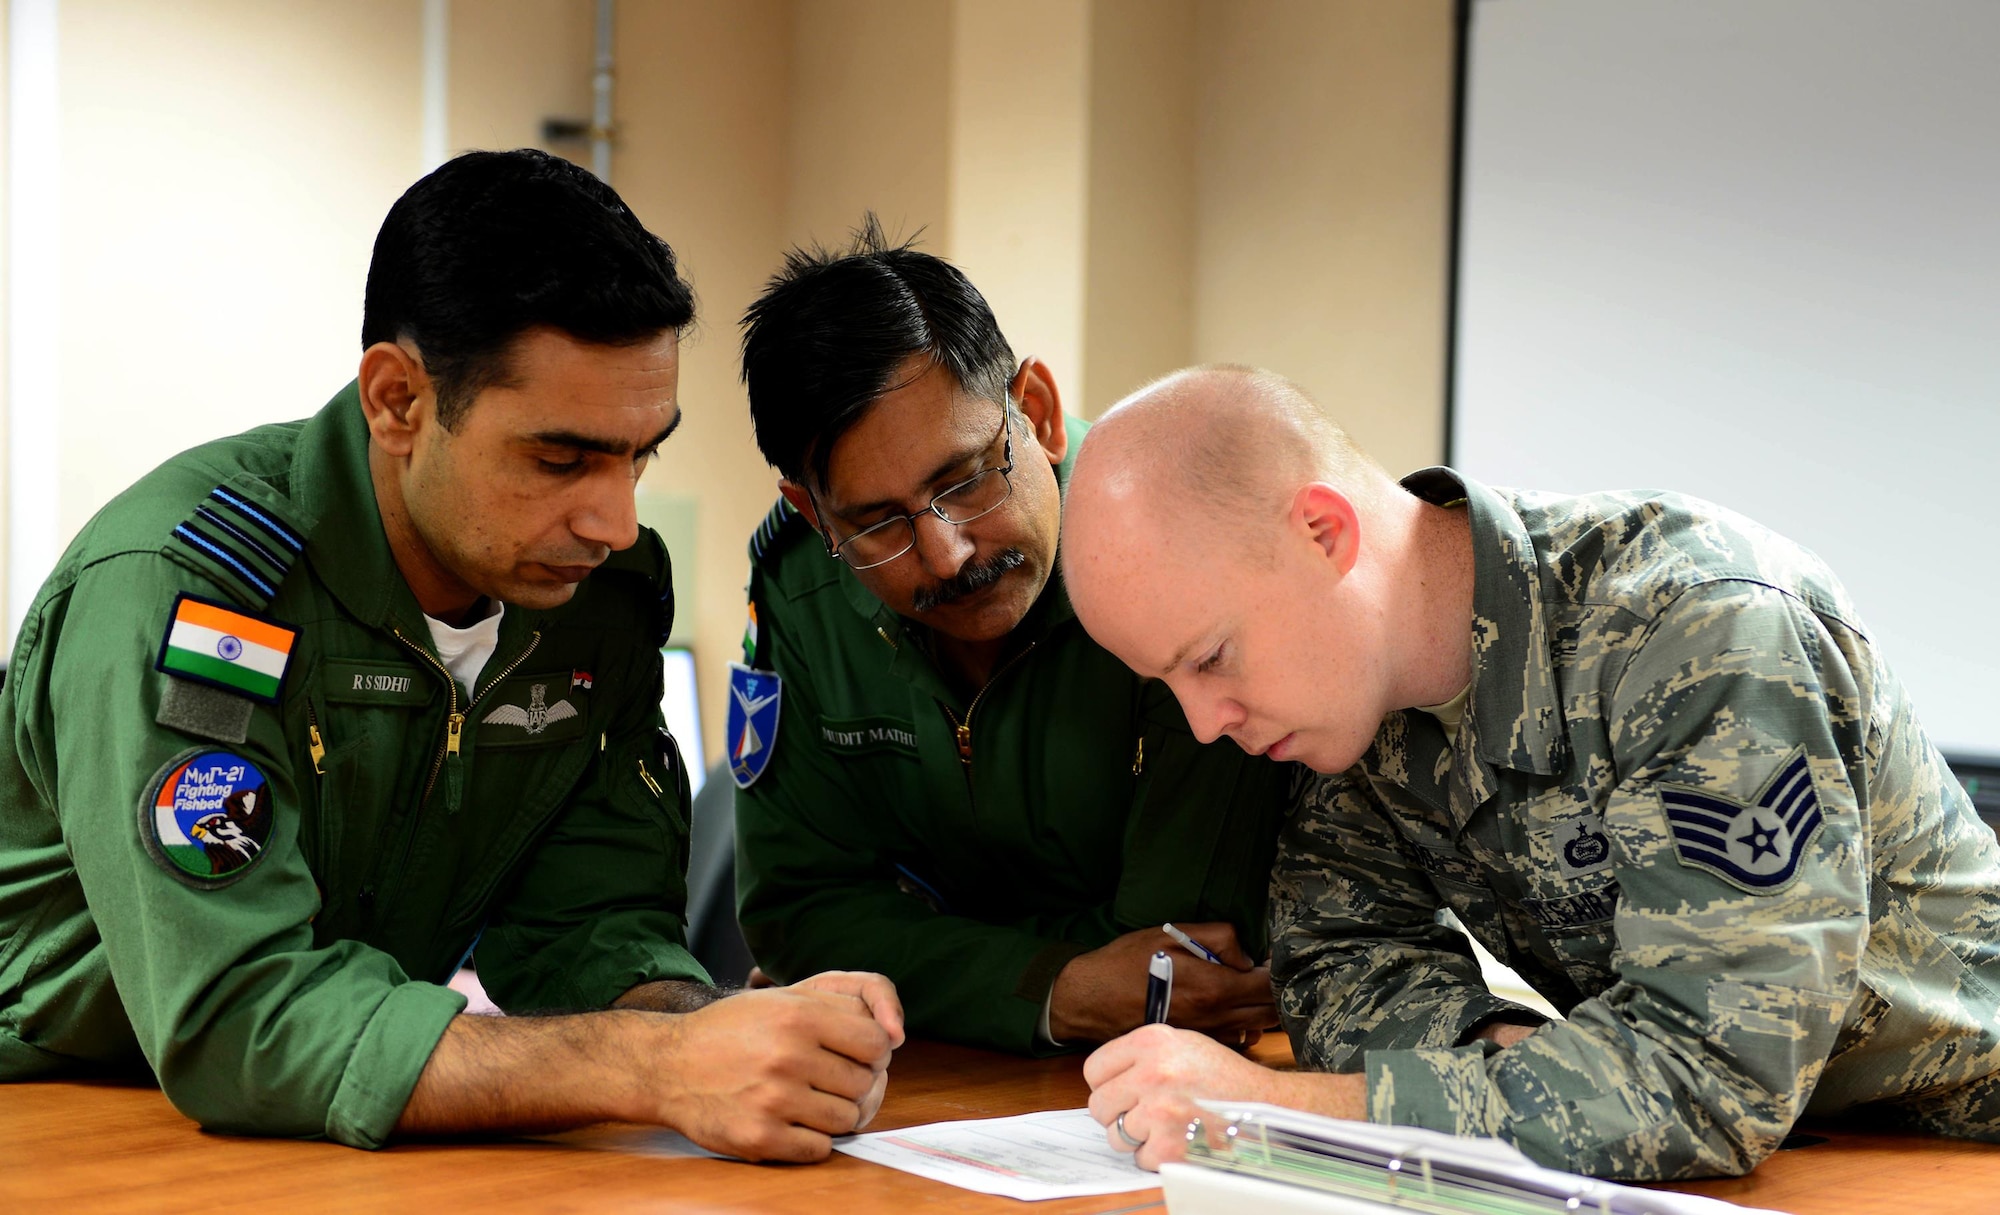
1659;747;1825;894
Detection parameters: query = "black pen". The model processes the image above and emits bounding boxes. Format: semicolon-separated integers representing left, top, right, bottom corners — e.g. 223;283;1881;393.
1144;950;1174;1024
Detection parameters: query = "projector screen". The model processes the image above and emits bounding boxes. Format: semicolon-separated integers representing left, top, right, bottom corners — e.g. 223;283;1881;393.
1451;0;2000;755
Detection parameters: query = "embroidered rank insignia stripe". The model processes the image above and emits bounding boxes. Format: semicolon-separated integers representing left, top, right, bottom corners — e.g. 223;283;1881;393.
167;485;307;609
748;498;798;563
157;594;298;704
1660;748;1824;893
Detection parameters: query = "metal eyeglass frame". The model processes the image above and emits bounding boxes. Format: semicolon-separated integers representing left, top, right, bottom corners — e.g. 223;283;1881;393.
809;404;1016;571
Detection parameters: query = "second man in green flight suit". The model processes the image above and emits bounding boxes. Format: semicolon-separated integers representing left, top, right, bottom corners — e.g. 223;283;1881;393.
731;220;1294;1053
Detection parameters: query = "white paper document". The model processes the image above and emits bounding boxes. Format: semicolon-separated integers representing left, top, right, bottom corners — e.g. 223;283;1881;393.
834;1108;1160;1201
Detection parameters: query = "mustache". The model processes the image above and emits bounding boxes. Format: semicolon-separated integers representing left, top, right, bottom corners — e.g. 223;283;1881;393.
911;548;1027;613
534;545;611;568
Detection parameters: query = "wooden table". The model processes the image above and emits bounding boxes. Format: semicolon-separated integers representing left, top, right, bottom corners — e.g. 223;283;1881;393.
4;1037;1996;1214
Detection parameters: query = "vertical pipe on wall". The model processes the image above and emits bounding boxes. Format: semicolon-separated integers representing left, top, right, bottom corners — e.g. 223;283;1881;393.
6;0;61;652
1440;0;1473;466
591;0;614;181
421;0;449;171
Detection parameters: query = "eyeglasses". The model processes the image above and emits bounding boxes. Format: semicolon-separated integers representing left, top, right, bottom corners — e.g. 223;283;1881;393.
814;406;1016;571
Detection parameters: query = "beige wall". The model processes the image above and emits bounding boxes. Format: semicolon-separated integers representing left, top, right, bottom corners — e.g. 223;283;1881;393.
785;0;952;251
1081;0;1199;416
1;2;12;608
615;0;792;766
947;0;1092;405
9;0;1459;759
1192;0;1457;476
448;0;595;158
56;0;425;537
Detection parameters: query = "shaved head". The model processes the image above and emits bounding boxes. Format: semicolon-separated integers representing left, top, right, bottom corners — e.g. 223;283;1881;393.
1068;366;1389;560
1061;364;1465;773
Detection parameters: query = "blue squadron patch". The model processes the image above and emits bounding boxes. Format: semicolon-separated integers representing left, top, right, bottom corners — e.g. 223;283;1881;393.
1659;747;1825;893
727;662;782;789
139;748;274;889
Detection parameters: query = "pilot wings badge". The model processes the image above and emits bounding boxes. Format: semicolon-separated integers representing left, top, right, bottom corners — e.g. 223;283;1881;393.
727;662;783;789
482;682;580;736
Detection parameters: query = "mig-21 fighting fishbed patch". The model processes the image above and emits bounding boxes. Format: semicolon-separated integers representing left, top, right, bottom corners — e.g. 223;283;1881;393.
1658;747;1825;894
140;749;274;889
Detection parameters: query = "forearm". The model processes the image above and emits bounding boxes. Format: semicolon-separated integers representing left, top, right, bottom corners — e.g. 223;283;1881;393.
396;1009;663;1137
613;978;730;1014
1276;936;1530;1068
1267;1069;1369;1121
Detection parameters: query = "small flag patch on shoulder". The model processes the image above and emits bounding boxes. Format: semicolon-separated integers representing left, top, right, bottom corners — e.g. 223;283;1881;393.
156;593;298;704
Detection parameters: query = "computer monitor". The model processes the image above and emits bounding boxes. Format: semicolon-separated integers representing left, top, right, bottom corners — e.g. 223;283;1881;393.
660;646;705;797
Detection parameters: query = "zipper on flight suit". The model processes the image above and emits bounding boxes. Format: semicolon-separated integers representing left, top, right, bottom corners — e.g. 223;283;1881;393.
360;627;542;932
637;758;666;799
939;641;1038;769
392;628;543;812
305;703;327;775
303;701;330;912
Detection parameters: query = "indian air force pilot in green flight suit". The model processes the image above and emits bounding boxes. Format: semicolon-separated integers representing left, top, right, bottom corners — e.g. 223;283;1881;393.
0;152;900;1162
730;222;1293;1054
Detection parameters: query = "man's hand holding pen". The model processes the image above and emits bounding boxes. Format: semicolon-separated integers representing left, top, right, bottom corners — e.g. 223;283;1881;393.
1047;921;1278;1046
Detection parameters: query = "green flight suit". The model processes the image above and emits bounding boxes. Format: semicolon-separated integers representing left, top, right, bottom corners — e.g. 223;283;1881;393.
734;418;1292;1054
0;385;707;1148
1274;468;2000;1180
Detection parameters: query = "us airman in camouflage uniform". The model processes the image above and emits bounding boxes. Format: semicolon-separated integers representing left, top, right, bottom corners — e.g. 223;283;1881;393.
1272;467;2000;1179
1061;367;2000;1182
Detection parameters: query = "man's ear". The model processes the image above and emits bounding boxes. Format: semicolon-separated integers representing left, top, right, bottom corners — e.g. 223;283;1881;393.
777;479;819;530
1013;357;1068;465
358;340;432;458
1292;482;1363;576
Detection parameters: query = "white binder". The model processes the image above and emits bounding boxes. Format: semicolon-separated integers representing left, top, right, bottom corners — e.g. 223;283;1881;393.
1159;1102;1783;1215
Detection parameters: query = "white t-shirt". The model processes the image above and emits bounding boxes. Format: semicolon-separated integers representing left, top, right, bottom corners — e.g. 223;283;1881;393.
1416;684;1471;746
424;600;504;697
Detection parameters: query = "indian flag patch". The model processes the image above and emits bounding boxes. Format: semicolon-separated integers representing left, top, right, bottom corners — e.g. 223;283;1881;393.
155;593;297;704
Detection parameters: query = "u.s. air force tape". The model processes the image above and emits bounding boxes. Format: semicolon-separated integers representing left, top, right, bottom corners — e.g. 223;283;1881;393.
139;749;274;890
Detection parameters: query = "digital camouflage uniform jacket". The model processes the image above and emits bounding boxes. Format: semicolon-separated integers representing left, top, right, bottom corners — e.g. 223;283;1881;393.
1274;468;2000;1180
735;417;1293;1053
0;385;706;1147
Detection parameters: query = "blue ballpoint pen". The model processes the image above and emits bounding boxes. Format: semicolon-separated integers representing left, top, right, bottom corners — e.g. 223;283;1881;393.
1144;950;1174;1024
1162;922;1224;965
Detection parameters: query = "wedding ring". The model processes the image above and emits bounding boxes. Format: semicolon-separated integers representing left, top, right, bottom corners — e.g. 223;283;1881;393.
1114;1111;1145;1148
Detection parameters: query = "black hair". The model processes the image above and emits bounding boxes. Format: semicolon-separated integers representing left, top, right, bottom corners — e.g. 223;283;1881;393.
738;214;1015;489
362;148;695;428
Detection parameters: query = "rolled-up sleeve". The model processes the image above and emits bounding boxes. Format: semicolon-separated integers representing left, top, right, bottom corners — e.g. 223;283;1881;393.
1361;581;1870;1179
41;557;466;1147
